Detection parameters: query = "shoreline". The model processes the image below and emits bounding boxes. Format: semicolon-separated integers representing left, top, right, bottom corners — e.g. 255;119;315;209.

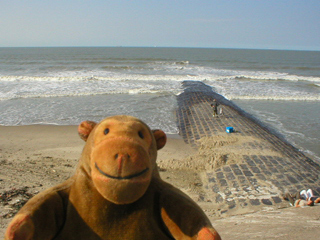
1;125;320;239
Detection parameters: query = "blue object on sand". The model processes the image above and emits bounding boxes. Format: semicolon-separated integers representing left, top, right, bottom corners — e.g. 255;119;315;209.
226;127;234;133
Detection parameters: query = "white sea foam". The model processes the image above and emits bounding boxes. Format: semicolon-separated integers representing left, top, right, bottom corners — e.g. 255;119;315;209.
226;95;320;101
1;72;319;102
1;67;320;83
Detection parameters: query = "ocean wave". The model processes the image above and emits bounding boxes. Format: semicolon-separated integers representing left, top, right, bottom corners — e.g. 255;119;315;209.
0;75;185;82
226;94;320;101
2;88;317;102
101;65;138;71
0;89;179;101
233;74;320;82
1;69;319;102
1;72;319;83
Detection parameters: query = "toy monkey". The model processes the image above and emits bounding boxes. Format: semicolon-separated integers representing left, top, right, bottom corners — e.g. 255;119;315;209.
5;115;221;240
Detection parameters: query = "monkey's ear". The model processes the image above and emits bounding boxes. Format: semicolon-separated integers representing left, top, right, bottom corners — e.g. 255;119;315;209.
78;121;97;141
152;129;167;150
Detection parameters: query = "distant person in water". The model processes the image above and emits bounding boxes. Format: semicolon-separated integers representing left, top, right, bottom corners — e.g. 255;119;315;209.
211;99;219;117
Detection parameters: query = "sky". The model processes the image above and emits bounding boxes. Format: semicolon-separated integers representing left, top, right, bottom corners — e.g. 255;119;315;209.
1;0;319;50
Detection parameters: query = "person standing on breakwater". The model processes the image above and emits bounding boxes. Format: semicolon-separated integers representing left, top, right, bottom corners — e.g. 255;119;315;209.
211;99;220;117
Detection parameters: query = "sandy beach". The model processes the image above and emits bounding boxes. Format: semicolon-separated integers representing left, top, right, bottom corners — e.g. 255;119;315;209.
1;125;320;239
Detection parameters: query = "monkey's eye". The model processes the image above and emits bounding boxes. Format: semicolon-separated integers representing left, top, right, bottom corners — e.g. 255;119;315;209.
138;131;144;139
104;128;109;135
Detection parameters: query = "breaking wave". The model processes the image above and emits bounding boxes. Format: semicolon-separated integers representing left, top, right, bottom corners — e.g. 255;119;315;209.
0;71;319;83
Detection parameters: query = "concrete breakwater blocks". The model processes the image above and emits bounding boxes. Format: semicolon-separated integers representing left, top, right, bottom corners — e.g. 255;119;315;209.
175;81;320;216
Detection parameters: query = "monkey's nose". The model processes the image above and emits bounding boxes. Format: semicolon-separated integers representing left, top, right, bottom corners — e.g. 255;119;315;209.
114;153;130;161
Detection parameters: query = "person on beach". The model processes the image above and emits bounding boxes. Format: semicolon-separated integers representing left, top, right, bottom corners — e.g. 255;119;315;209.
211;99;219;117
283;192;313;207
303;189;320;203
299;189;320;203
282;189;320;207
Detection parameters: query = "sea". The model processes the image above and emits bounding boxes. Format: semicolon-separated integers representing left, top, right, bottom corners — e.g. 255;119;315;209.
0;47;319;162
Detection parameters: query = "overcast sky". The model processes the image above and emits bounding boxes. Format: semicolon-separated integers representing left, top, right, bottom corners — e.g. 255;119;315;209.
1;0;319;50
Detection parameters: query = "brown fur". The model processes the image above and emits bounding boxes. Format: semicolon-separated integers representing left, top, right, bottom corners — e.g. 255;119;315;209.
5;115;221;240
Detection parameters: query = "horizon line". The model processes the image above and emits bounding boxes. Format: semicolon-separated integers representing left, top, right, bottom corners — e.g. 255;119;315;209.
0;45;319;52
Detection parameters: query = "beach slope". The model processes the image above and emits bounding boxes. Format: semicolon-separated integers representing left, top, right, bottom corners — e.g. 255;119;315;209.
1;125;320;239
